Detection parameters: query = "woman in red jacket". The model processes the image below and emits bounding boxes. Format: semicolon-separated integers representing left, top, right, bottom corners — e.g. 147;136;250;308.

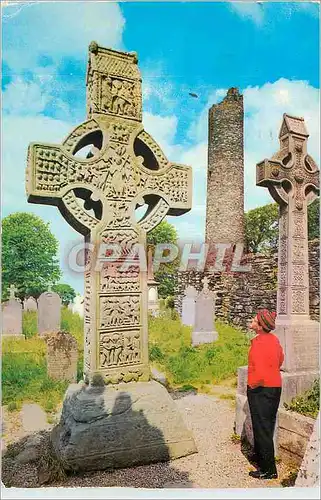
247;309;284;480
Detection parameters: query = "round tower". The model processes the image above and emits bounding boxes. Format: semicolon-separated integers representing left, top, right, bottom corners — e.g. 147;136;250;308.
205;87;245;246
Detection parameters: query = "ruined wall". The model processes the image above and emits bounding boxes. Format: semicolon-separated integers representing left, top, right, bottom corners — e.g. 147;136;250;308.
175;240;320;329
206;87;245;246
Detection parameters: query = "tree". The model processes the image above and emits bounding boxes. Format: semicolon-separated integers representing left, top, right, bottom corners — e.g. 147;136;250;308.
147;220;178;298
2;212;61;302
308;198;320;241
245;199;320;254
245;203;279;254
147;220;178;248
52;283;76;306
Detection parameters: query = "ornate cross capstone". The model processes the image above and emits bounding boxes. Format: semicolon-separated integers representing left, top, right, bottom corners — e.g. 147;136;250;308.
8;284;18;300
26;42;192;384
256;114;319;323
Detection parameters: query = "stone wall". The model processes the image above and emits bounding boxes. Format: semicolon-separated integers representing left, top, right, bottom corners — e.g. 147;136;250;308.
175;239;319;328
206;87;245;245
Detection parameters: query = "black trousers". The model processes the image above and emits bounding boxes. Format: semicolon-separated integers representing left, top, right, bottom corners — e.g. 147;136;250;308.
247;386;281;474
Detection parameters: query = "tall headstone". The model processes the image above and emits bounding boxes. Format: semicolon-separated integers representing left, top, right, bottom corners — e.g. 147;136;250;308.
26;42;196;471
181;285;197;326
2;285;23;337
206;88;245;247
235;114;320;453
192;277;218;345
38;291;61;336
295;412;320;488
24;296;37;311
147;247;159;316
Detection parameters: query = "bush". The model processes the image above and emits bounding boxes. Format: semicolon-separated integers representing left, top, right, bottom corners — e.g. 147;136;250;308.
165;296;175;309
284;379;319;419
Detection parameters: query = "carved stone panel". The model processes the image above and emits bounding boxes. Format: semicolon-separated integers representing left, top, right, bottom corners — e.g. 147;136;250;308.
99;330;141;368
100;295;140;329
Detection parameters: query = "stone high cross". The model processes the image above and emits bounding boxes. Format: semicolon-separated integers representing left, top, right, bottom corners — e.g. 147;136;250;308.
256;114;319;371
26;42;192;384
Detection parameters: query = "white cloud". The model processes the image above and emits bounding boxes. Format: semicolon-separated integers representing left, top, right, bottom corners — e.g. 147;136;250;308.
187;89;227;143
1;114;85;293
2;2;125;70
229;1;319;26
229;2;265;25
143;112;178;155
243;78;320;209
3;78;52;115
186;78;319;212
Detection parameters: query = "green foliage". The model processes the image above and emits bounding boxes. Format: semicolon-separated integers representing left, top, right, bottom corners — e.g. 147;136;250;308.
52;283;76;306
147;221;179;298
2;212;61;302
149;317;250;388
147;220;178;247
281;469;299;488
230;433;241;444
149;345;165;362
245;203;279;254
245;200;319;255
284;379;319;419
165;295;175;309
308;198;320;240
22;310;38;339
156;272;177;299
2;308;84;414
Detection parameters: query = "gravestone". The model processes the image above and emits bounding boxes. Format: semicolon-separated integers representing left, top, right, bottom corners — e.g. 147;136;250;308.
295;412;320;487
26;42;196;471
2;285;23;337
24;296;37;311
46;331;78;383
38;291;61;336
181;285;198;326
192;277;218;345
235;114;320;453
147;247;159;316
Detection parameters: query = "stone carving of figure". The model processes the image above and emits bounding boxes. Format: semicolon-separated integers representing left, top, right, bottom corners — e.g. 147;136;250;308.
101;76;113;111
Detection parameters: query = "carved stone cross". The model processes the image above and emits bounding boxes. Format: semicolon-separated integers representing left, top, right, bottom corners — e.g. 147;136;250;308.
256;114;319;371
26;42;192;384
8;284;18;300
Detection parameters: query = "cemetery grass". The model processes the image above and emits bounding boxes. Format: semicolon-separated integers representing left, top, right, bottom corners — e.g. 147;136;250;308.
2;308;84;416
2;308;249;415
149;313;251;391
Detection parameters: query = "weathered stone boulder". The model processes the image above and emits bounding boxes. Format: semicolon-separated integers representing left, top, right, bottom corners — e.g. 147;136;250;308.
51;380;197;472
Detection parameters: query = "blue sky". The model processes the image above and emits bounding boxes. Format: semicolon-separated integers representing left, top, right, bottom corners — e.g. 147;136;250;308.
2;1;320;294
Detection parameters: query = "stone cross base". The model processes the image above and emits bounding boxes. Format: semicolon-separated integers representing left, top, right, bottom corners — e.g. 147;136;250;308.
234;366;319;456
274;319;319;372
51;380;197;472
192;330;218;346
